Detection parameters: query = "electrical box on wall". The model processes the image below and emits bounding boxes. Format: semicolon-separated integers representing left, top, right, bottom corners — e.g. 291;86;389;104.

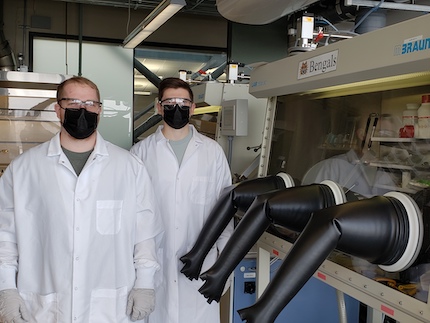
221;99;248;136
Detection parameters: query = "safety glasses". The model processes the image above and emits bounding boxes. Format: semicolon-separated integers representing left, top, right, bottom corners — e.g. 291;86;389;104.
159;97;193;110
58;98;102;113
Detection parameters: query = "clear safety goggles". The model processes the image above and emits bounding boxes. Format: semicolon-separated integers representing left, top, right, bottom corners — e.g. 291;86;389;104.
59;98;102;113
159;97;193;110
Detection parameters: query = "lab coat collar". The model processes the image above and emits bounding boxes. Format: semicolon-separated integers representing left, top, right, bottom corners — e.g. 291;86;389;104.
47;131;109;157
154;124;204;145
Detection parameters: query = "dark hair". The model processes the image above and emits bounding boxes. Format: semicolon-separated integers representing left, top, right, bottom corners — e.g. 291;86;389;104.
57;76;100;102
158;77;193;102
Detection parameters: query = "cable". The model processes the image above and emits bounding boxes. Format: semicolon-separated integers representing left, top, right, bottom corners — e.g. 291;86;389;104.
316;16;339;31
126;0;131;35
353;0;386;32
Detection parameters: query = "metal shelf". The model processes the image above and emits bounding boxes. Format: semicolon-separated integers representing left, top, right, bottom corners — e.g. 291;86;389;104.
371;137;419;143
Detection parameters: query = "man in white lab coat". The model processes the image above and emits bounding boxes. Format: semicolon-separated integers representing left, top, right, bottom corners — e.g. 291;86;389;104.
130;77;233;323
0;76;164;322
302;115;396;198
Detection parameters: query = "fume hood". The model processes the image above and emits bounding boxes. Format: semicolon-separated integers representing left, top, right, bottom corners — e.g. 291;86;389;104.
245;13;430;323
249;13;429;100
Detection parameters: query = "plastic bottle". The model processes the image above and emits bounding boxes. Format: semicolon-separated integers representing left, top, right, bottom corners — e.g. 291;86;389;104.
416;95;430;139
402;103;419;126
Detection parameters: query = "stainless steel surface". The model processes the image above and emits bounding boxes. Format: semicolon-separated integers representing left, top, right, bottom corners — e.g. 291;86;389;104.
0;72;69;168
0;71;70;90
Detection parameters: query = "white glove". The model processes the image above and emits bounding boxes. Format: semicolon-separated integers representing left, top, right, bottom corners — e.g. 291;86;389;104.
126;288;155;322
0;289;30;323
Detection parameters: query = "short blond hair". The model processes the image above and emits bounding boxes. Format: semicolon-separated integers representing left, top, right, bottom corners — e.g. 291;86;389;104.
57;76;100;102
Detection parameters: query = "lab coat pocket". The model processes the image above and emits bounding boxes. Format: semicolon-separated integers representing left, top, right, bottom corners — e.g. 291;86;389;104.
20;291;58;323
96;200;123;235
190;176;214;205
89;286;128;323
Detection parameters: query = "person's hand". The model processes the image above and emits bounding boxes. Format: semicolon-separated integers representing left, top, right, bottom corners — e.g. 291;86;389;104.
126;288;155;321
0;289;30;323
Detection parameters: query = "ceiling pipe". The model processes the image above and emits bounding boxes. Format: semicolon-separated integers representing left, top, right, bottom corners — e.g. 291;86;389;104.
216;0;320;25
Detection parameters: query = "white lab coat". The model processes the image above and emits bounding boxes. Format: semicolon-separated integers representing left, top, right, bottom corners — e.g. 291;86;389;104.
130;125;233;323
303;149;396;197
0;132;164;323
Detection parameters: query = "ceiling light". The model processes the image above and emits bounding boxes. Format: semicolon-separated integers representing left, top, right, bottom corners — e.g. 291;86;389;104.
134;91;152;96
123;0;186;49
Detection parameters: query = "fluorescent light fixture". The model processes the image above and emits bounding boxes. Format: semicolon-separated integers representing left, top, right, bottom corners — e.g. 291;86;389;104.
302;71;430;99
134;91;152;96
123;0;186;49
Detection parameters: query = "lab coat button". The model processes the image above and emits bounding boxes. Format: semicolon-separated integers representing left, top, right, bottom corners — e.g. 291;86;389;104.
76;227;80;231
74;287;78;290
75;257;79;261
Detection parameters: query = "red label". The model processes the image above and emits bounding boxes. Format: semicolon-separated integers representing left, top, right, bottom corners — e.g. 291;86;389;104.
381;305;394;316
317;272;326;280
272;249;279;256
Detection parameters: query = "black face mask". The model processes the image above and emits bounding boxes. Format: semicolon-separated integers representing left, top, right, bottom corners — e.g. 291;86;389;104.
63;108;98;139
163;105;189;129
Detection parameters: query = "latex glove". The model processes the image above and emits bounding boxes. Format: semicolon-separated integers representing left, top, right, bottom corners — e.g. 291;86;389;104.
0;289;30;323
126;288;155;322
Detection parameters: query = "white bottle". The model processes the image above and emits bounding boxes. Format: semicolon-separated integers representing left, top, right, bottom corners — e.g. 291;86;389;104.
416;95;430;138
402;103;419;126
